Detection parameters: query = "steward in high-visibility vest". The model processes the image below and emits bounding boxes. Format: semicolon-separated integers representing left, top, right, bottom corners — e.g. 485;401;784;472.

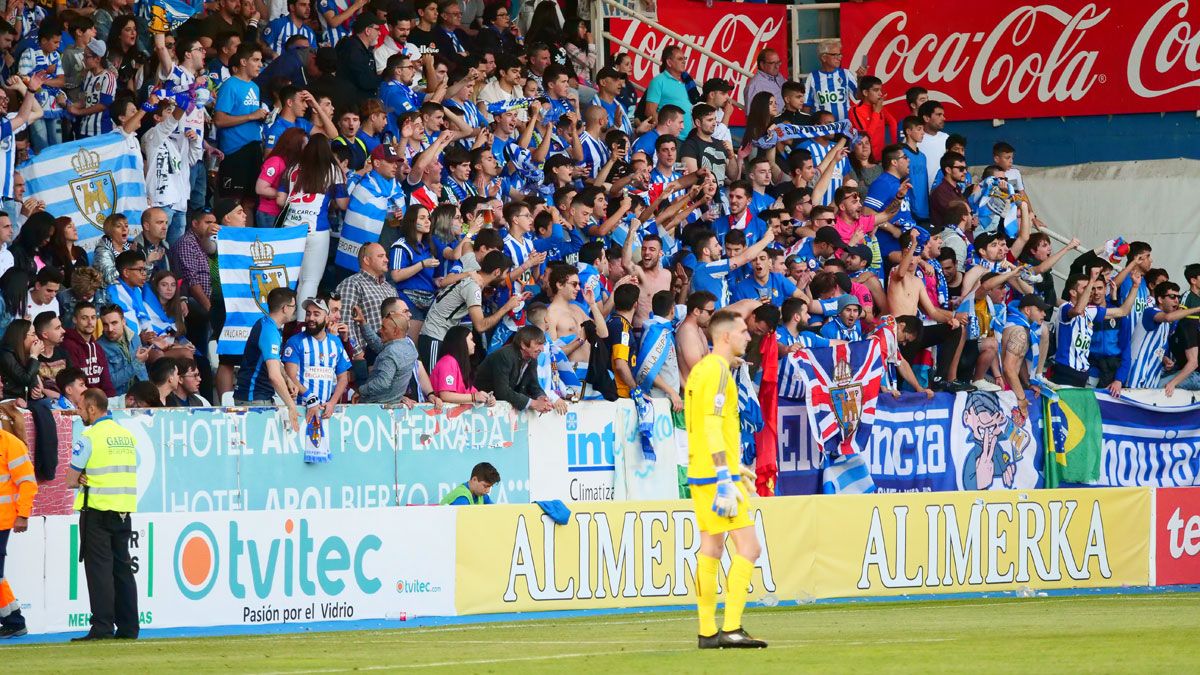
0;428;37;639
66;389;140;642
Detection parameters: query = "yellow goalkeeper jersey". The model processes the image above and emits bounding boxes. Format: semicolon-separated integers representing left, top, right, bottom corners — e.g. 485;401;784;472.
684;354;741;481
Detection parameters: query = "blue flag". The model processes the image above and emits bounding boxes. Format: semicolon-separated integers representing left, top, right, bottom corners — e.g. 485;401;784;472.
137;0;205;33
19;132;146;251
217;225;307;355
634;315;673;392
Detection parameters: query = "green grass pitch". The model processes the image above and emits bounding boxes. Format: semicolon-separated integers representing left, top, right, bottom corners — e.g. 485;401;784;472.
9;593;1199;673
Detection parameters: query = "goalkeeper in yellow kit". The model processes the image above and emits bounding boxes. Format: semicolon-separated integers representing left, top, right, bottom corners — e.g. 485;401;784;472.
684;309;767;650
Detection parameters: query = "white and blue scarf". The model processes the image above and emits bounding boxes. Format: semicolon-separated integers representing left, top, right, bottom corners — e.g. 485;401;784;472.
751;119;859;150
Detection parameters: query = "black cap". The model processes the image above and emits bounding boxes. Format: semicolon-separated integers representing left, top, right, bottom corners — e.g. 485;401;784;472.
815;226;846;249
846;243;873;266
702;78;733;96
1018;294;1052;313
596;66;625;82
213;197;240;224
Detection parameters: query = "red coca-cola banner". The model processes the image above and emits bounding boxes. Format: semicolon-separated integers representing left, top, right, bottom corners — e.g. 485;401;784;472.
841;0;1200;121
608;0;789;124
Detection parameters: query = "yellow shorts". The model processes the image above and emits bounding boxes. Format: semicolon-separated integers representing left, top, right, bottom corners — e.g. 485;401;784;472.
690;481;754;534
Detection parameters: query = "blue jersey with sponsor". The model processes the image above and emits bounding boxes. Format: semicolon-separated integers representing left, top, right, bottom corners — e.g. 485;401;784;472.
234;316;284;402
282;331;351;406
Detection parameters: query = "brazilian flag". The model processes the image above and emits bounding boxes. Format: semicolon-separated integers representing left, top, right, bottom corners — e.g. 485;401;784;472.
1043;388;1103;488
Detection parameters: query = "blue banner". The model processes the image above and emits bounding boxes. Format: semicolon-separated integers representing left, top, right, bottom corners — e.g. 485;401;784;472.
79;403;530;512
777;391;1045;494
1079;394;1200;487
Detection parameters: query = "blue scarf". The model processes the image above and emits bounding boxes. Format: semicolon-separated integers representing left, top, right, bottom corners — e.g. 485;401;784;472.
142;285;176;335
752;120;858;150
634;315;674;390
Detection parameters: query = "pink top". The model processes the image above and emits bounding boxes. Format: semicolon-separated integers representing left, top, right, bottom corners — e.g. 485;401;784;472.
256;156;288;217
834;214;876;243
430;355;477;396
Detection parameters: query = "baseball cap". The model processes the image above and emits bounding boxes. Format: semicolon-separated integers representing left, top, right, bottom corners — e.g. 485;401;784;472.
815;226;846;249
1018;294;1052;313
213;197;241;224
371;143;401;163
596;66;624;82
836;293;862;312
303;298;330;313
846;243;873;266
702;78;733;97
85;40;106;58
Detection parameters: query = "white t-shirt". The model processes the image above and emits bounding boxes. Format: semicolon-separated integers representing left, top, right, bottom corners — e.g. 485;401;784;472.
918;131;948;187
142;116;189;211
25;291;59;320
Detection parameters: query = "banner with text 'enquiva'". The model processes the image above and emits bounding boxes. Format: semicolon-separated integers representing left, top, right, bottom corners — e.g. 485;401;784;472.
840;0;1200;121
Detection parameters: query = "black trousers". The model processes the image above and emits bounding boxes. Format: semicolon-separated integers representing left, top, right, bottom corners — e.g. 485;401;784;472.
80;510;139;637
901;323;963;381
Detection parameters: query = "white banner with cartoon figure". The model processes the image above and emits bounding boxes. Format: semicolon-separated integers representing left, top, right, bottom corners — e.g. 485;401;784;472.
949;390;1044;490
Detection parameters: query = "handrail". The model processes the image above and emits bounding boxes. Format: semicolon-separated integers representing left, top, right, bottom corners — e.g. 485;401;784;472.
595;0;756;79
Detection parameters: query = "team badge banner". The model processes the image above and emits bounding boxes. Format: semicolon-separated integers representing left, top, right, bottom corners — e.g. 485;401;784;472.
792;338;885;458
19;132;147;250
217;225;306;355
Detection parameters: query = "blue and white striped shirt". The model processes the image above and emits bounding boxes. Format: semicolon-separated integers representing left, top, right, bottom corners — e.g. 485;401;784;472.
0;115;27;199
79;69;116;138
504;232;538;287
317;0;356;46
805;139;851;206
282;331;351;406
579;130;610;179
263;16;318;55
1127;306;1173;388
803;68;858;120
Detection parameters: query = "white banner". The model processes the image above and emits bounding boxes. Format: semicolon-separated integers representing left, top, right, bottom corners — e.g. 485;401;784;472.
23;507;456;634
527;400;680;503
949;390;1042;491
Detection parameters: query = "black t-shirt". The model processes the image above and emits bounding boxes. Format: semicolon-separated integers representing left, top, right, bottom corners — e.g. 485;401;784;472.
409;27;441;59
680;133;728;184
774;110;815;126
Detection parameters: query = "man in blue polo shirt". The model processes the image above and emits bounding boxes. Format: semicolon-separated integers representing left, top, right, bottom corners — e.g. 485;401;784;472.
644;45;694;137
731;249;803;306
234;287;301;432
689;227;776;307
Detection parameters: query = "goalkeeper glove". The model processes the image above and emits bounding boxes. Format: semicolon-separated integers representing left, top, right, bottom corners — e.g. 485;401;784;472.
712;466;743;518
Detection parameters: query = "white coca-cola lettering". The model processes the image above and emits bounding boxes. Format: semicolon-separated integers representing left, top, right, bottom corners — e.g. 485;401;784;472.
851;5;1109;107
615;13;782;101
1128;0;1200;97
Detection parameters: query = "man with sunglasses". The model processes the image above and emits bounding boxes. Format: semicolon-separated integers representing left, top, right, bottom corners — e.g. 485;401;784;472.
931;151;969;229
1118;282;1200;394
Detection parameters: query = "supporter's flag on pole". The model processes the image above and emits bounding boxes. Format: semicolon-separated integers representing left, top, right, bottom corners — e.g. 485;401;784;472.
217;225;306;355
19;132;146;251
1043;387;1103;487
794;337;884;458
137;0;205;32
753;334;779;496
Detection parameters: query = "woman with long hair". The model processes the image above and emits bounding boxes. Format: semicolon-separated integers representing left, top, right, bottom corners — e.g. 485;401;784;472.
429;203;479;279
0;269;31;334
144;270;194;357
526;3;572;78
106;15;145;94
740;91;779;156
255;126;308;228
562;18;597;90
389;205;438;339
0;319;45;403
8;211;54;275
40;217;89;279
277;133;348;315
849;134;882;198
430;325;493;405
612;53;639;119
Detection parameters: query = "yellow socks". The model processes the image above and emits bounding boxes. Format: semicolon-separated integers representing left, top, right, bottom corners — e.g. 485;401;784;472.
695;554;719;636
722;554;754;632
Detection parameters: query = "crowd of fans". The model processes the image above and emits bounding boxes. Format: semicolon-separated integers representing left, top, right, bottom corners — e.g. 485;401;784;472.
0;0;1193;436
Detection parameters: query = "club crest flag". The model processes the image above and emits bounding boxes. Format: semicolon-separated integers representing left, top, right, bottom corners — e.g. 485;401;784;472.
217;225;306;355
794;337;884;458
19;132;146;250
137;0;205;33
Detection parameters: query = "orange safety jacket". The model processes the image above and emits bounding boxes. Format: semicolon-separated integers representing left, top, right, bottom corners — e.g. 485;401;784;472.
0;428;37;530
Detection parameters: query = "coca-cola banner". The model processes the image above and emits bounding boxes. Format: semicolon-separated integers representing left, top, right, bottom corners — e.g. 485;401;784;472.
841;0;1200;121
608;0;789;124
